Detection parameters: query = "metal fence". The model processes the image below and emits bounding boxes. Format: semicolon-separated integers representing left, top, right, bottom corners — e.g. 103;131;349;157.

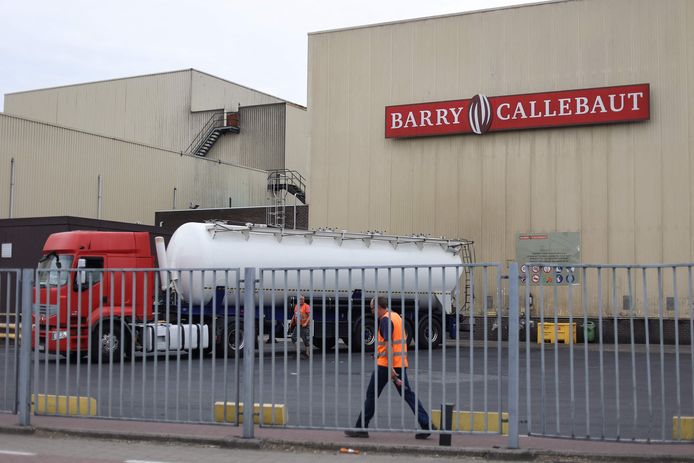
0;269;20;414
521;264;694;442
28;267;244;424
254;264;506;439
3;263;694;447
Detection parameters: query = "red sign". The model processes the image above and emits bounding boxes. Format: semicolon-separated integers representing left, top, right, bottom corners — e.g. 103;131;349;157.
385;83;650;139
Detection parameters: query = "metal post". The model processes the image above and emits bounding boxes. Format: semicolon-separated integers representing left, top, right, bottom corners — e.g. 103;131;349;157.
173;187;177;209
242;267;256;438
9;158;15;218
18;269;33;426
507;263;519;448
439;403;453;446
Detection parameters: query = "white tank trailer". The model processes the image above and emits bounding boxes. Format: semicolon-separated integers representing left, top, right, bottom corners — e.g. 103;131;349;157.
155;222;474;351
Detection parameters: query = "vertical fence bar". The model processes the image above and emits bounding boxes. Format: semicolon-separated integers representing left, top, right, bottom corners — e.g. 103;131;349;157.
347;269;353;430
568;272;575;439
552;271;560;436
611;268;621;440
689;266;694;442
597;267;605;439
657;268;665;441
642;268;653;441
628;268;637;439
672;267;682;441
243;267;256;438
582;267;590;438
524;266;532;435
507;263;519;449
468;267;475;433
496;266;503;434
32;271;40;419
18;269;33;426
539;271;546;435
482;268;489;432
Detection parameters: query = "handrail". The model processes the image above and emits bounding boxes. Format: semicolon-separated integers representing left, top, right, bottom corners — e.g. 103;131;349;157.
186;111;225;155
267;169;306;196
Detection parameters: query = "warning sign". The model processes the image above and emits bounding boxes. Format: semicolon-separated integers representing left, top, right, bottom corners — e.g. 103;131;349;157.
517;232;580;286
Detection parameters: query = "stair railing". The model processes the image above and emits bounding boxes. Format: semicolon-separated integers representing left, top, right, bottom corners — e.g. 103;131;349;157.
185;111;225;155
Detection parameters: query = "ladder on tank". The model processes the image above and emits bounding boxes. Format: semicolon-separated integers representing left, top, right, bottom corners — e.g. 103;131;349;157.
266;169;306;228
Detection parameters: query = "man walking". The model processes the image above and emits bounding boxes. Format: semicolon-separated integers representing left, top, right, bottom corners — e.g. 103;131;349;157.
289;294;312;359
345;296;435;439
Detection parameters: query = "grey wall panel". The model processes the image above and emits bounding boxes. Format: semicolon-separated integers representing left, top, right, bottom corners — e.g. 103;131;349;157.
208;104;285;171
284;104;309;184
5;70;194;153
190;70;283;112
0;114;268;225
4;69;292;156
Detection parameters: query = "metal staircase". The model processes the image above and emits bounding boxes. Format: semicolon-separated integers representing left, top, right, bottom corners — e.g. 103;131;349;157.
266;169;306;228
186;111;240;157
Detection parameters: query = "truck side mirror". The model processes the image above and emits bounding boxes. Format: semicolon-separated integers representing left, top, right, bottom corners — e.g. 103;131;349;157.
77;258;87;284
74;258;87;292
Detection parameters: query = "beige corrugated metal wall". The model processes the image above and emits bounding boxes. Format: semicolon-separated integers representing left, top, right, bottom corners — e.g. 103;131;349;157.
307;0;694;316
190;70;283;111
4;70;285;155
285;103;310;188
208;104;286;171
0;113;268;225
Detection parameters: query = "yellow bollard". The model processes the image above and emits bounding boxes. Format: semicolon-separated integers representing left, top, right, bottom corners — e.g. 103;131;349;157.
31;394;97;417
214;402;287;425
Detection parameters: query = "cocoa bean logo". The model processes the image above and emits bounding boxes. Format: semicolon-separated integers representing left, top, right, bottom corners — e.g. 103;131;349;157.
468;94;492;135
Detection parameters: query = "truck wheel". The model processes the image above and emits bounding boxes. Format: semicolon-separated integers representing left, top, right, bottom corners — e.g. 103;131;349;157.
91;320;130;363
352;316;376;352
223;319;244;356
417;317;442;349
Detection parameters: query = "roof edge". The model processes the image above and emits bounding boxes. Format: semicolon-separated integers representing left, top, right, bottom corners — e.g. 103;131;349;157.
4;68;195;97
308;0;564;36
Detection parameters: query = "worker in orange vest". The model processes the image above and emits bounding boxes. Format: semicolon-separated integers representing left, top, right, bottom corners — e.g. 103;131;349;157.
345;295;434;439
289;294;311;359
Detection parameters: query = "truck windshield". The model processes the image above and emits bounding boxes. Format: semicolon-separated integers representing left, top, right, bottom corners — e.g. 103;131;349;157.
37;253;74;287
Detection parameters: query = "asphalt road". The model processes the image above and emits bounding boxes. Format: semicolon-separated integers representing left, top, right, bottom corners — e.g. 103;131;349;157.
1;339;691;442
0;432;520;463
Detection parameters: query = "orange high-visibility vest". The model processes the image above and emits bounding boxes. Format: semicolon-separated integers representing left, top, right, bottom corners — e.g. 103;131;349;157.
377;311;408;368
294;303;311;328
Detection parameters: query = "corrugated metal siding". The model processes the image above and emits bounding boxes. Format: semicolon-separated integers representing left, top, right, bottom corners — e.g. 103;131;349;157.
190;70;284;111
308;0;694;316
4;69;289;155
284;104;309;184
5;70;194;153
0;114;267;225
209;104;286;171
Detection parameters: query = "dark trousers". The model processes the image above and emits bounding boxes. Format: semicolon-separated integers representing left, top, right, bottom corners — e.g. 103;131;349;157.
354;365;432;430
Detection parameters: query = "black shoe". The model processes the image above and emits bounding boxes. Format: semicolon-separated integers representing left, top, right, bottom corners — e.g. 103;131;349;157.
415;432;431;439
344;430;369;438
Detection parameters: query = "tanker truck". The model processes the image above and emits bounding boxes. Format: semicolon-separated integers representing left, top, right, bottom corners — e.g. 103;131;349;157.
32;221;474;361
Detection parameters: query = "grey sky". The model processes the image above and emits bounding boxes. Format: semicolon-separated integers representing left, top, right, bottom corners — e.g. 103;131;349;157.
0;0;537;110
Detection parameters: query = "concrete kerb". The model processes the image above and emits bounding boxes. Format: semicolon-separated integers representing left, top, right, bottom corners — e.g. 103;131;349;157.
1;422;694;463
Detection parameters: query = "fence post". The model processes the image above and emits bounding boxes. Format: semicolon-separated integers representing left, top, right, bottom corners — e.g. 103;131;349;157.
18;269;33;426
242;267;256;438
507;263;519;448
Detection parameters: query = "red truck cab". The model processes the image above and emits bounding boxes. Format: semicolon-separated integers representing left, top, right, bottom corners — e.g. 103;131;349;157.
33;230;155;358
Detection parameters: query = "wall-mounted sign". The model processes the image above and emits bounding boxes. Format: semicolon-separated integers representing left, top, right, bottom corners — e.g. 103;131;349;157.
385;83;649;139
516;232;580;286
1;243;12;258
